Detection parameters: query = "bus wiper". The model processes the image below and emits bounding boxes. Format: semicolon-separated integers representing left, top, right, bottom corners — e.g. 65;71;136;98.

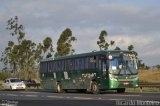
128;68;133;74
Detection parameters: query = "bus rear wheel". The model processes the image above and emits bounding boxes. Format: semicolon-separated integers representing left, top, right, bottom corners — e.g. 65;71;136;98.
91;82;99;94
117;88;125;93
56;83;63;93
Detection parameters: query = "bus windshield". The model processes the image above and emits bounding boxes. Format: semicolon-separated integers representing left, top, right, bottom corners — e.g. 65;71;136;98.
109;54;138;75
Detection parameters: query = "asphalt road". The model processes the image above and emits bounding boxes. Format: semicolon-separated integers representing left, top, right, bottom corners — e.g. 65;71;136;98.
0;90;160;106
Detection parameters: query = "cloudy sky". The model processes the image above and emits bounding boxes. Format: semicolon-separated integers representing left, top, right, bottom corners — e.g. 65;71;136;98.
0;0;160;69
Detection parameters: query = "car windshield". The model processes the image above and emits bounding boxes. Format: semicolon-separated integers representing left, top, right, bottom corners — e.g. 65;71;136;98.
109;54;138;75
10;79;21;83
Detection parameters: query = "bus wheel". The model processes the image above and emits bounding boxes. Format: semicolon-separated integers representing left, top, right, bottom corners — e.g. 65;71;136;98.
56;83;62;93
117;88;125;93
91;82;99;94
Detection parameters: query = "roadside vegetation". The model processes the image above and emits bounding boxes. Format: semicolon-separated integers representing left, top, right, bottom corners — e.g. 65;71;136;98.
139;69;160;83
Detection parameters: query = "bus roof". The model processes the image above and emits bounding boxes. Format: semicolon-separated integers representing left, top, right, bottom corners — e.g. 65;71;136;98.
41;50;136;62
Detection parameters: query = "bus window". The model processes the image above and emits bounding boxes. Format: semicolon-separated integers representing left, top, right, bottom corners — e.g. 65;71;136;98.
89;57;96;69
85;57;89;69
99;60;101;70
102;62;106;72
40;62;48;73
48;62;51;72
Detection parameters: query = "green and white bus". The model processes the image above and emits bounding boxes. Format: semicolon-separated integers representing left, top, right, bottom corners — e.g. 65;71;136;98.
40;50;138;94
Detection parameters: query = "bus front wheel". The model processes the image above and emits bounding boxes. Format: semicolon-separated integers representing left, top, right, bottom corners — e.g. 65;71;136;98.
56;83;63;93
91;82;99;94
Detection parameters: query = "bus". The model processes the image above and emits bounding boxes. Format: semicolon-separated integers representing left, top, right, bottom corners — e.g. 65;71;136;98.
39;50;138;94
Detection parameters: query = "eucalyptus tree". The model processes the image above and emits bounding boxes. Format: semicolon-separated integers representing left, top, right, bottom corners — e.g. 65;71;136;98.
1;16;53;79
55;28;76;57
3;16;25;72
43;37;53;58
114;46;121;50
128;45;134;51
97;30;115;50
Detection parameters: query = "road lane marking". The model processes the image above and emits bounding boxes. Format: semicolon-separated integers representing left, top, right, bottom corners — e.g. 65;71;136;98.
20;91;39;94
98;97;102;100
47;96;64;98
108;99;125;101
73;97;93;100
25;95;38;97
7;94;18;96
66;96;71;99
120;95;140;97
107;94;140;97
41;96;45;97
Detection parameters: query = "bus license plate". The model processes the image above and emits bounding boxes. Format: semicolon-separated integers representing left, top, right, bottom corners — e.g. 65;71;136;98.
123;82;129;86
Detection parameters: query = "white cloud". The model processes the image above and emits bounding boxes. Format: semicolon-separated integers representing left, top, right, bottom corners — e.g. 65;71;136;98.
0;0;160;68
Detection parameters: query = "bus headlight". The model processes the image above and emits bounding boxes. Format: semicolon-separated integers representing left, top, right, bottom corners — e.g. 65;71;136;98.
109;74;117;81
131;75;138;80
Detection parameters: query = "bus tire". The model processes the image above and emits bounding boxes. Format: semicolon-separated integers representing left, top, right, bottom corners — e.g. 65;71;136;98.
91;82;99;94
56;83;63;93
117;88;125;93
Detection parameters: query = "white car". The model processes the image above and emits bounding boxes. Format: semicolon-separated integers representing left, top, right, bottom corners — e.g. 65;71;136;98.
3;78;26;90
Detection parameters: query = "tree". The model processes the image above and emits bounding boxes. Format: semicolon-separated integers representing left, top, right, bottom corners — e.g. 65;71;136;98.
156;65;160;70
1;16;54;79
42;37;53;58
55;28;76;57
97;30;115;50
128;45;134;51
114;46;121;50
6;16;25;43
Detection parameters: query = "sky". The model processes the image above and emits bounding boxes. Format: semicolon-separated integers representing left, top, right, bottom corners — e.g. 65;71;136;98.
0;0;160;69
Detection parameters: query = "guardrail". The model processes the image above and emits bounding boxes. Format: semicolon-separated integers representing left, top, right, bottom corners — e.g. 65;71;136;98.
138;82;160;92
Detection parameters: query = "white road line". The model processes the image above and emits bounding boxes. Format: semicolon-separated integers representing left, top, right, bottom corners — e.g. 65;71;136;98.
25;95;38;97
121;95;140;97
73;97;93;100
47;96;64;99
98;97;102;100
41;96;45;97
108;99;125;101
66;96;71;99
7;94;18;96
20;91;39;94
108;94;140;97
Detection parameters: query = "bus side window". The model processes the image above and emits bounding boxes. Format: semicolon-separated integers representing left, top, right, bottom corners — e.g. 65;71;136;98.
99;60;101;70
85;57;89;69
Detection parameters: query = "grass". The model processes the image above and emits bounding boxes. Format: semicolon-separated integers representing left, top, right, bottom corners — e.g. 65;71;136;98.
126;88;160;93
0;80;2;89
138;69;160;83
